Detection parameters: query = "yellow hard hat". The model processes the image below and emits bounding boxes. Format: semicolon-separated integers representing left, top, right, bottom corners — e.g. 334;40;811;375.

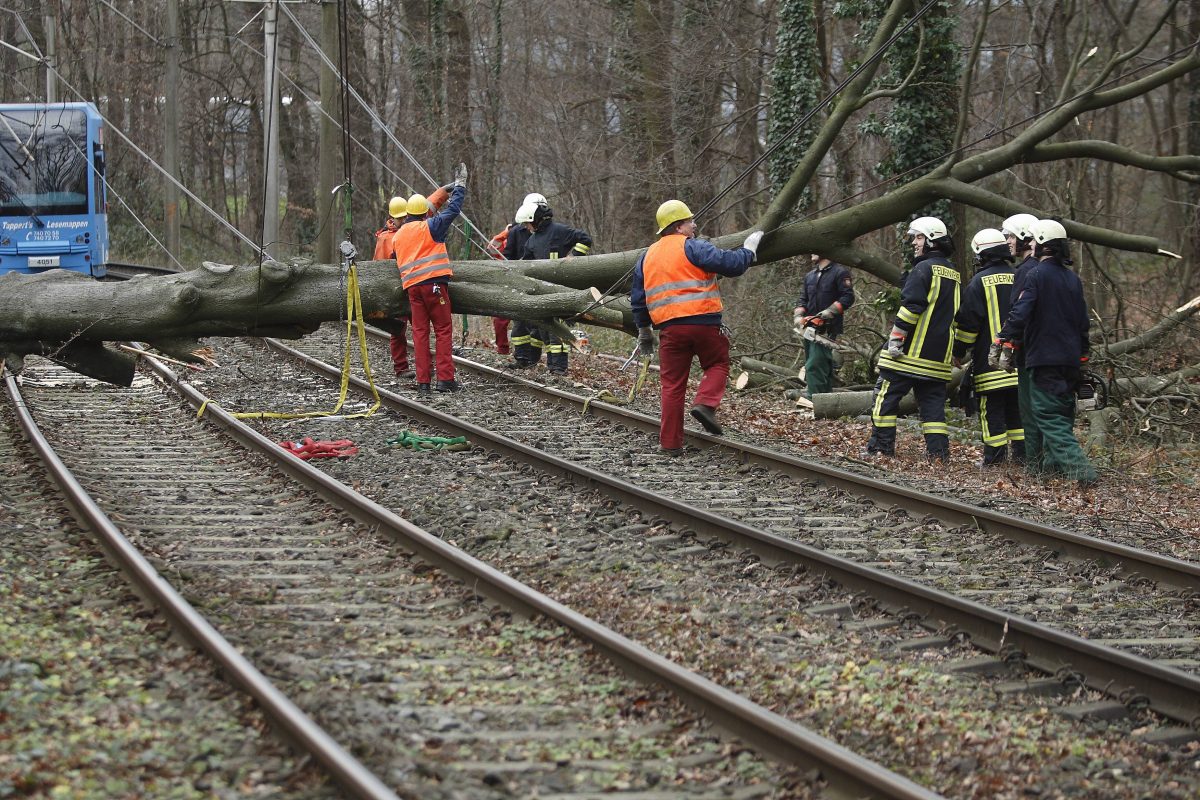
406;193;430;216
388;196;405;218
655;199;693;235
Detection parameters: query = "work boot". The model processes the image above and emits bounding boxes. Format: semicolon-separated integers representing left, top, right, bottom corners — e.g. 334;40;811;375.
689;404;723;436
416;383;431;394
395;369;415;380
436;379;464;393
658;447;684;457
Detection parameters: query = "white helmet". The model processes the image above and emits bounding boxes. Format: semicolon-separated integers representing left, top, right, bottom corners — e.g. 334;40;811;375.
907;216;947;240
1030;218;1068;244
970;228;1007;255
1001;213;1039;241
514;201;539;224
523;192;547;206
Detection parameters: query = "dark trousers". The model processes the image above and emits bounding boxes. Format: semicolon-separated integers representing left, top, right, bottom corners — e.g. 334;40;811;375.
408;283;455;383
492;317;510;355
978;387;1024;465
804;340;834;398
544;333;569;373
511;320;544;365
1017;368;1041;468
1028;380;1097;482
867;368;948;459
657;324;730;449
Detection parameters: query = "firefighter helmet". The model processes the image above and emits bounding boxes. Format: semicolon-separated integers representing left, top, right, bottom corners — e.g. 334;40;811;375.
406;194;430;216
1001;213;1039;241
515;201;538;224
655;199;694;234
906;216;947;240
523;193;547;206
970;228;1007;255
1031;218;1068;244
388;196;405;218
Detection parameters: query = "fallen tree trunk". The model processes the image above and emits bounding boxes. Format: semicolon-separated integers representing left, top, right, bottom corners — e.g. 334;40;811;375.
812;368;966;419
0;259;629;385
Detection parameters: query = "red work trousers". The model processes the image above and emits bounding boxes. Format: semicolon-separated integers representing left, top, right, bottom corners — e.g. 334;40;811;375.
407;282;455;384
657;324;730;450
492;317;510;354
388;317;409;372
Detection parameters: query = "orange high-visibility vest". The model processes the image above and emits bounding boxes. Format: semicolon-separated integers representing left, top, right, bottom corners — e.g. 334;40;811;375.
393;220;453;290
373;226;397;260
642;234;722;325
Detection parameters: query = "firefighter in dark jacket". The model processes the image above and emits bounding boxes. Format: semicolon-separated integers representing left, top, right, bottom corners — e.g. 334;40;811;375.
487;193;546;355
631;199;763;454
995;219;1097;486
865;216;960;461
793;254;854;397
519;203;593;374
953;228;1022;465
1000;212;1040;466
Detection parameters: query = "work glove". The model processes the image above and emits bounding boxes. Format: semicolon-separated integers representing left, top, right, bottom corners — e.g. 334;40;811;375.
886;325;906;358
742;230;765;259
453;162;468;188
637;327;655;358
440;183;455;194
818;306;839;321
792;307;807;330
989;338;1016;372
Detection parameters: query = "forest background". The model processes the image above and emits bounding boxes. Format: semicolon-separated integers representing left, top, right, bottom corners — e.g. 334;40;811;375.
3;0;1199;442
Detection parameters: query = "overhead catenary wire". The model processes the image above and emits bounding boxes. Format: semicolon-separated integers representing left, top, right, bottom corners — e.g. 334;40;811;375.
275;1;496;259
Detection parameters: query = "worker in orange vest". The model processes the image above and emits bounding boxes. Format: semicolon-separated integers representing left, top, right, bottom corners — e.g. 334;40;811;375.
374;201;411;377
630;199;764;454
392;166;467;392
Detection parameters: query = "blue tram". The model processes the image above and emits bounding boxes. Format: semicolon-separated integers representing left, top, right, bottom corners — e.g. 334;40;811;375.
0;102;108;277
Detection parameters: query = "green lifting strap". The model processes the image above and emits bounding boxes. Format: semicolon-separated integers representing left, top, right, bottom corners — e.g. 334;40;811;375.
386;430;469;451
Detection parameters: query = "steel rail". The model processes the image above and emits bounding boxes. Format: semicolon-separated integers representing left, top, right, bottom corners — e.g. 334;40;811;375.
142;353;943;800
432;337;1200;594
2;372;400;800
267;336;1200;727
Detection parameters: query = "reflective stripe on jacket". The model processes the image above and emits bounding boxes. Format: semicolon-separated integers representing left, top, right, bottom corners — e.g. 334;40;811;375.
643;234;722;326
393;221;453;290
878;255;960;382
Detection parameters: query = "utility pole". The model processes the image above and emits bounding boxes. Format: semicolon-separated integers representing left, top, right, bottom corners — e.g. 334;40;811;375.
262;0;281;260
164;0;181;261
316;0;339;264
43;8;56;102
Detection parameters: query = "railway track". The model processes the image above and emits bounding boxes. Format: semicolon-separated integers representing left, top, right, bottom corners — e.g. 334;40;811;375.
6;356;942;799
264;327;1200;718
174;329;1200;796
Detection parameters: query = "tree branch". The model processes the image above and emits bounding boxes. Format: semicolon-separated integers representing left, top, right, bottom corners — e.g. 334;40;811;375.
1100;293;1200;358
759;0;915;232
854;24;926;109
948;0;991;161
930;178;1173;253
1023;140;1200;182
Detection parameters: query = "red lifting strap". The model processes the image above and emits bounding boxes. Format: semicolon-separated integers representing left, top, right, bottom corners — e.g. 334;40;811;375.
279;437;359;460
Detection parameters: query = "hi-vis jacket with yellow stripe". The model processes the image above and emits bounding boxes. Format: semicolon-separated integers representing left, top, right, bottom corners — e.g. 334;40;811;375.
630;234;754;328
393;185;463;290
953;257;1017;392
877;255;960;382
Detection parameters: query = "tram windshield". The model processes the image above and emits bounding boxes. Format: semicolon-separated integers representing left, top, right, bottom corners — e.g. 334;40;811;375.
0;108;89;217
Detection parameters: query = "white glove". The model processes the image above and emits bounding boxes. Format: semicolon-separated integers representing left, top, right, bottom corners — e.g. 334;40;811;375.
886;325;906;358
453;162;468;188
742;230;765;258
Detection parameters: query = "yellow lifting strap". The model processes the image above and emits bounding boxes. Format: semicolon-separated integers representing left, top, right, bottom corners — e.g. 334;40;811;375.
212;264;382;421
